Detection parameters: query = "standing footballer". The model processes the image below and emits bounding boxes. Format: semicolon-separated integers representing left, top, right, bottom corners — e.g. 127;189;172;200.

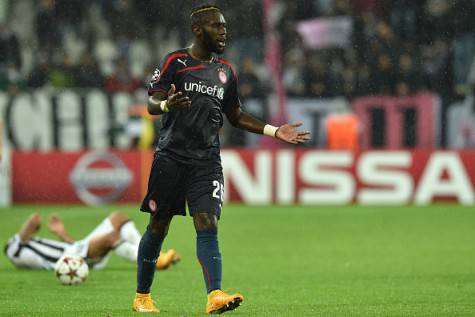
133;4;310;314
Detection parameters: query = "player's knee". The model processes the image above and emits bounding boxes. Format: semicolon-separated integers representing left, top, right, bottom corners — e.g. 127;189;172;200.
106;231;121;247
193;212;218;231
147;225;168;240
109;212;129;227
148;218;171;240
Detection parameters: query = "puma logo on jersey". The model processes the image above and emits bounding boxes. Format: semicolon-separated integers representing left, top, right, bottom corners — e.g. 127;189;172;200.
177;58;187;67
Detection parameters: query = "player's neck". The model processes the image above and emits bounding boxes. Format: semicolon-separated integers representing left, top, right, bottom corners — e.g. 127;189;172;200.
189;43;213;63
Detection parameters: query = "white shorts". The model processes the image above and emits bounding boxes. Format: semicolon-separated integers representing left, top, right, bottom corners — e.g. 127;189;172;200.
4;217;114;270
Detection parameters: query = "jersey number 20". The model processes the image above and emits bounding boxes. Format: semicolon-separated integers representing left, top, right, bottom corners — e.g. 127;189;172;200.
212;180;224;202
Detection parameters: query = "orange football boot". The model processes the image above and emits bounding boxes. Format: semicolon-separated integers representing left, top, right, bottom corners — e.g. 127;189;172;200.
206;289;244;314
156;249;181;270
132;293;159;313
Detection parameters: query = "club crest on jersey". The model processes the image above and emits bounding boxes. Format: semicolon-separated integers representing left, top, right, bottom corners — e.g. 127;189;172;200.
217;68;227;84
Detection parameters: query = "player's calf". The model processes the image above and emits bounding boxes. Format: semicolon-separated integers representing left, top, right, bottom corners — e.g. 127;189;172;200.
19;213;41;241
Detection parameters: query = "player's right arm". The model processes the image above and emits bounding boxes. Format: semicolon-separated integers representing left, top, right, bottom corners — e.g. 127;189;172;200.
147;54;191;115
148;85;191;115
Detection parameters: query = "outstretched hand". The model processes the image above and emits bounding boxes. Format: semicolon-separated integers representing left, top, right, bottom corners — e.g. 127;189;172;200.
48;214;75;243
166;84;191;110
48;214;65;236
276;122;311;144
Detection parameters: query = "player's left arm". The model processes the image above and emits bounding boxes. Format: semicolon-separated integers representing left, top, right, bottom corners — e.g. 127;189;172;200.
225;105;310;144
223;66;310;144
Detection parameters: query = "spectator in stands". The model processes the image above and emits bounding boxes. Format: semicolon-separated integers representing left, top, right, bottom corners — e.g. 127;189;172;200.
395;53;423;96
238;57;264;100
421;39;452;97
0;64;24;94
466;53;475;94
450;0;475;96
55;0;87;35
352;0;383;16
305;54;334;97
373;21;398;58
339;67;357;98
355;64;371;96
48;51;75;88
0;24;22;71
133;0;161;38
229;57;268;146
101;0;143;42
292;0;318;19
283;49;306;97
0;24;23;93
27;55;50;89
369;53;396;95
383;0;421;42
73;52;104;89
419;0;453;44
104;57;141;93
35;0;62;51
333;0;353;16
228;0;265;62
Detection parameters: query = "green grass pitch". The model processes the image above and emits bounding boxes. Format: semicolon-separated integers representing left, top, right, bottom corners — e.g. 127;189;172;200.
0;204;474;316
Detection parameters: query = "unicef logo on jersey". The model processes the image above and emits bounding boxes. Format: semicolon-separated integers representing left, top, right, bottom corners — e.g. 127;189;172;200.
184;82;224;100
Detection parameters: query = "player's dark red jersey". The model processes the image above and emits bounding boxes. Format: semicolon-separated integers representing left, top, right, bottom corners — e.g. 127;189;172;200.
148;48;240;164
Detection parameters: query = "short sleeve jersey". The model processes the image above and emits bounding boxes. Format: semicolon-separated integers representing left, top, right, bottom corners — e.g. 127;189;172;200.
148;48;240;165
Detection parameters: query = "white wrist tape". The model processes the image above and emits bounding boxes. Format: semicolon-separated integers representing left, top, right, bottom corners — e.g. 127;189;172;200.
160;100;169;113
263;124;278;137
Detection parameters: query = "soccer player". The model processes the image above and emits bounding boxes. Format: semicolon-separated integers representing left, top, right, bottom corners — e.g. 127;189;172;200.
133;4;310;314
4;212;180;271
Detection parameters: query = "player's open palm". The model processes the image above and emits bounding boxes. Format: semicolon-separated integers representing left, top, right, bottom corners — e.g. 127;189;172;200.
48;214;65;235
167;84;192;110
276;122;310;144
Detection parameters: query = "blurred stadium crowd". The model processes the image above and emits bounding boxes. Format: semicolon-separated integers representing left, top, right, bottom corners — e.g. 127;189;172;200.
281;0;475;99
1;0;475;99
0;0;264;96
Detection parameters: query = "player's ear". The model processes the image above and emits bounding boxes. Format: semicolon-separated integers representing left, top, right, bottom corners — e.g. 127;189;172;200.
192;24;202;37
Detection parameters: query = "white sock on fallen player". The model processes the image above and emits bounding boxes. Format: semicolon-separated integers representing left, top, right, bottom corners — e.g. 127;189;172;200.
120;221;142;245
114;240;138;262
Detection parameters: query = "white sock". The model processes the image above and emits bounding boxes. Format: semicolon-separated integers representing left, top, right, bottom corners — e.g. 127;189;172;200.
114;241;138;262
120;221;142;245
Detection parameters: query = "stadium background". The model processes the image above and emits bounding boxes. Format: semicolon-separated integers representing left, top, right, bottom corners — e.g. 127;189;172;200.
0;0;475;316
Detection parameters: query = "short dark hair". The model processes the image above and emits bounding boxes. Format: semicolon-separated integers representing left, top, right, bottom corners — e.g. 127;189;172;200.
190;4;222;25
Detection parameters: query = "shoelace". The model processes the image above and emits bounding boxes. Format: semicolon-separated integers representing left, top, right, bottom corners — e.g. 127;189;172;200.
138;297;157;309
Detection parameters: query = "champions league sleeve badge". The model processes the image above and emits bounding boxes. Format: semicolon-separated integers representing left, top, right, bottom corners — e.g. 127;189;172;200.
151;68;161;82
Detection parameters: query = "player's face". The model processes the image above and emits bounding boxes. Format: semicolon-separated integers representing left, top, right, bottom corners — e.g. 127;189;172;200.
201;12;227;54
